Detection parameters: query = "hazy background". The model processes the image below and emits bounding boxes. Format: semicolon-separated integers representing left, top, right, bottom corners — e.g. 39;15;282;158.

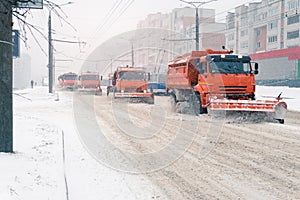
14;0;259;81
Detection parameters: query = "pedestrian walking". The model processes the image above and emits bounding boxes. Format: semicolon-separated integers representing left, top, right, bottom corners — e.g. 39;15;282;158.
30;80;34;88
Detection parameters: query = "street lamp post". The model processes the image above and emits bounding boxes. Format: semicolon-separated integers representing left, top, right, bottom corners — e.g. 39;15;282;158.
48;11;53;93
179;0;217;50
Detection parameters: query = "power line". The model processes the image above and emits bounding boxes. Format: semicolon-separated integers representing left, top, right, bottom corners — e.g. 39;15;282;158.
106;0;135;30
76;0;131;61
93;0;123;35
77;0;136;64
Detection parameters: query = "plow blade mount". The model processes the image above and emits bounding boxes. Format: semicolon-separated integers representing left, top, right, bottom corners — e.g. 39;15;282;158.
113;92;154;104
209;99;287;123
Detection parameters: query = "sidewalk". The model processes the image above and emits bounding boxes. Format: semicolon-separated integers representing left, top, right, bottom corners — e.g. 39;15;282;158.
0;87;163;200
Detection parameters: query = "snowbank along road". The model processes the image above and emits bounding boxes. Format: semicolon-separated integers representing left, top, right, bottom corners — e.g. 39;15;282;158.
72;90;300;199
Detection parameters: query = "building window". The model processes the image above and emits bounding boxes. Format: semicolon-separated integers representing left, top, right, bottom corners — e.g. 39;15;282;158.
241;42;248;49
228;22;235;30
241;17;248;26
287;14;299;25
228;33;234;41
268;7;279;17
241;29;248;37
287;30;299;39
256;42;261;48
256;29;261;36
262;12;268;20
268;35;278;43
268;20;278;30
288;0;300;11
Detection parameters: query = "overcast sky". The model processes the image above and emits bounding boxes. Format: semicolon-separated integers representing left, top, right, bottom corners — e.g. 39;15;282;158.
16;0;259;79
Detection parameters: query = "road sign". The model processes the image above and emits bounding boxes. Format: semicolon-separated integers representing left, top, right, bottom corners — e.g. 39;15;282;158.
13;0;43;9
12;30;20;57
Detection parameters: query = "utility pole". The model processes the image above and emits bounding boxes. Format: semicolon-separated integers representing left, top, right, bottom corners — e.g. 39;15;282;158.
48;11;53;93
179;0;217;50
0;0;13;152
131;43;134;67
47;2;74;93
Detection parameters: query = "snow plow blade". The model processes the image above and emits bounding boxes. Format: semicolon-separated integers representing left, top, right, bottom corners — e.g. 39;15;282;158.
113;92;154;104
209;99;287;123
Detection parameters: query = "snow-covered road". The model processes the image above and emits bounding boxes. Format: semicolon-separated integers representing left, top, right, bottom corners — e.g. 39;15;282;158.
1;85;300;199
1;87;165;200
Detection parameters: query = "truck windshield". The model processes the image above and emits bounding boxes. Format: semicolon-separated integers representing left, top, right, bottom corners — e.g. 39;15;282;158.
119;71;145;80
81;75;99;80
64;75;77;80
209;61;251;74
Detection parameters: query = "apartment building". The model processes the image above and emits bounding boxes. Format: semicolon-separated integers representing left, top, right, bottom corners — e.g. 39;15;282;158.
169;7;225;53
136;7;226;67
226;0;300;52
225;0;300;84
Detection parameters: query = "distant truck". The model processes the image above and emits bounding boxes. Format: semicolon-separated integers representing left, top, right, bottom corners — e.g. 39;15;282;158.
78;72;102;95
109;67;154;104
42;76;48;86
148;73;167;96
58;72;78;90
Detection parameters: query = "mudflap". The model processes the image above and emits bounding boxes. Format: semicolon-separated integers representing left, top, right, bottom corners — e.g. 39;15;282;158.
192;93;207;115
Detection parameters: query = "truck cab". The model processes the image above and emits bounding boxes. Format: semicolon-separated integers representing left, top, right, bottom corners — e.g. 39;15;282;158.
58;72;78;89
110;67;154;104
192;52;259;107
78;72;102;95
113;67;149;93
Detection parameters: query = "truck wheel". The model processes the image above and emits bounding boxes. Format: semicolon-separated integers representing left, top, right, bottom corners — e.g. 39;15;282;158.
170;93;177;112
147;97;154;104
112;88;116;99
277;119;284;124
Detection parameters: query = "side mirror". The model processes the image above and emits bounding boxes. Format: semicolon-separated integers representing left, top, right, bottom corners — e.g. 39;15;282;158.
148;72;151;81
254;63;259;75
100;75;103;81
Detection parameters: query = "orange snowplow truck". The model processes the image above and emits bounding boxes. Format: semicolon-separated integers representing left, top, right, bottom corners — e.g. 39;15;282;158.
166;49;287;123
78;72;102;95
111;67;154;104
58;72;78;90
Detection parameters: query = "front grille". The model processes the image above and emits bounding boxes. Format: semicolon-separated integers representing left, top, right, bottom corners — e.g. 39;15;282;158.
219;86;247;93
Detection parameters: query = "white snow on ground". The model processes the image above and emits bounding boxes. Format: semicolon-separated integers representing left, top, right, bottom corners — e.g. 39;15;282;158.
256;85;300;111
0;85;299;200
1;87;164;200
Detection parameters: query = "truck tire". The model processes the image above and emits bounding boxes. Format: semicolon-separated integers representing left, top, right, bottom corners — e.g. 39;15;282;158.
112;87;116;100
147;97;154;104
170;93;177;112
